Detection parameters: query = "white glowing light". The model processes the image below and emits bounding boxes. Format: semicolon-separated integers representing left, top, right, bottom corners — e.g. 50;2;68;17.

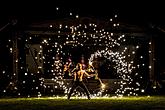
76;15;79;18
56;7;59;10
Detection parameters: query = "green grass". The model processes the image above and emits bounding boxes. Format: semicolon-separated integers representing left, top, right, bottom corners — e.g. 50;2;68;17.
0;96;165;110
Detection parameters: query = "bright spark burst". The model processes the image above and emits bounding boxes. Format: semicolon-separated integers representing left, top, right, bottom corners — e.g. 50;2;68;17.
5;5;146;98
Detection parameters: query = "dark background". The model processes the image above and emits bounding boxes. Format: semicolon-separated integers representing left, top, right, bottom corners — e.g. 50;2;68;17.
0;0;165;25
0;0;165;78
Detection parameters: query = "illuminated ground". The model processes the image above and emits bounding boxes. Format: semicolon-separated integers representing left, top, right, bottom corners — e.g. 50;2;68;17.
0;96;165;110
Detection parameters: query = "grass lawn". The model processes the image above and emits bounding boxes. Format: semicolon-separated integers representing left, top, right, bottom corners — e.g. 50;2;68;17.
0;96;165;110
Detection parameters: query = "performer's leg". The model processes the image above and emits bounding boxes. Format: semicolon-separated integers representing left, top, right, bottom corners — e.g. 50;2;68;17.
79;82;91;100
64;71;69;79
67;81;77;100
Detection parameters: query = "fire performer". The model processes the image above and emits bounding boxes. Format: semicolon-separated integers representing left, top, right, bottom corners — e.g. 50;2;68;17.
67;63;96;100
86;62;106;90
63;58;73;79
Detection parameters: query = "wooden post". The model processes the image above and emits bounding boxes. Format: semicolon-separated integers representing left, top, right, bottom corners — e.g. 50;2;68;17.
149;36;155;82
12;32;18;86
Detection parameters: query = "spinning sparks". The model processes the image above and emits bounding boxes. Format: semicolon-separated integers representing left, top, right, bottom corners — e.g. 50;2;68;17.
2;4;148;98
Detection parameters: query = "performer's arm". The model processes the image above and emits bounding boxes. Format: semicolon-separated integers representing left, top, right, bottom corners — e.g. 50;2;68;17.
73;72;77;81
84;71;96;77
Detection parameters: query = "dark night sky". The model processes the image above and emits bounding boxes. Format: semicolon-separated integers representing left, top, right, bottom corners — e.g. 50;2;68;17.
0;0;165;26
